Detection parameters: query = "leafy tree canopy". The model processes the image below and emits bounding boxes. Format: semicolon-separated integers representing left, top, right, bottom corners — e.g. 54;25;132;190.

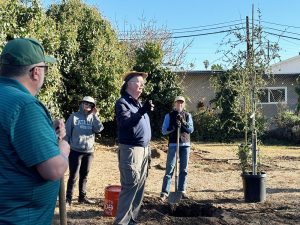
47;0;130;120
0;0;63;117
133;42;183;137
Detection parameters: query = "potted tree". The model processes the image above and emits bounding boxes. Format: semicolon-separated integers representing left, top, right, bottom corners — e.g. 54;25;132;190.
238;143;266;202
235;11;271;203
212;9;280;202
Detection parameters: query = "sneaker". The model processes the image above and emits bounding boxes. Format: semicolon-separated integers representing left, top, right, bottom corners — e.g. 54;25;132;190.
160;193;168;201
181;193;189;199
66;197;72;206
78;196;96;204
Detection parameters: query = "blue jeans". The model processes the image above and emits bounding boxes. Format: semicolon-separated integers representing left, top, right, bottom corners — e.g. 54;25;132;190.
161;145;190;194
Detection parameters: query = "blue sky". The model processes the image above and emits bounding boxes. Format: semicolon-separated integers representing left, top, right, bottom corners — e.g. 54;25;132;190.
43;0;300;70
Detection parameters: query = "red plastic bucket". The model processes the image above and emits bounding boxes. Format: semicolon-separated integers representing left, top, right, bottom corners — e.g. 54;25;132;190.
104;185;122;217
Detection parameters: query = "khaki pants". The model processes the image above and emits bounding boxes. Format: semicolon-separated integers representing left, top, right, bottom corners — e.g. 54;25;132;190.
114;144;149;225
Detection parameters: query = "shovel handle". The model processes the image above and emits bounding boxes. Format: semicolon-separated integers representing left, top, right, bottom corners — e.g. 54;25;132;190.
175;126;180;192
59;177;67;225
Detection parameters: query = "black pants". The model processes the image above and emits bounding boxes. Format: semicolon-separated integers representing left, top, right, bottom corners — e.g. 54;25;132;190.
66;150;94;200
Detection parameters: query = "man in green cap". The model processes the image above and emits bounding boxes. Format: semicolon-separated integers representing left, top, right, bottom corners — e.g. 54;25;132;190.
0;38;70;224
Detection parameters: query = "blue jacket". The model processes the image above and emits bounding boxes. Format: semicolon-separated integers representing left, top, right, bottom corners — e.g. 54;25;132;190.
115;92;151;147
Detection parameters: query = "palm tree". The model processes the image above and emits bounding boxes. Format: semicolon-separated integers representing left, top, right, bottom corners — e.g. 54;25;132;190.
203;60;209;70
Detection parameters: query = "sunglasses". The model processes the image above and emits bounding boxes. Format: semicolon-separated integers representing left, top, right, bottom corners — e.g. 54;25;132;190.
30;65;49;74
83;102;95;107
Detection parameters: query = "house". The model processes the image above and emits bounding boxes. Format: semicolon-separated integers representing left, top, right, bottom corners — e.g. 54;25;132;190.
180;55;300;118
179;70;221;112
261;55;300;118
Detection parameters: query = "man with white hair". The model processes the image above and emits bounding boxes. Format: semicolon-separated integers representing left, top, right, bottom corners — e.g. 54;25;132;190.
114;71;154;225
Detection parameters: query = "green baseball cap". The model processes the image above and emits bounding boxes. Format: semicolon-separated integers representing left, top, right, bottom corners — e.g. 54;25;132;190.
0;38;56;66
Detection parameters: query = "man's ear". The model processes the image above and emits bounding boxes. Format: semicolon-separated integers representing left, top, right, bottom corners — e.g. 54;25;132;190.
30;67;40;81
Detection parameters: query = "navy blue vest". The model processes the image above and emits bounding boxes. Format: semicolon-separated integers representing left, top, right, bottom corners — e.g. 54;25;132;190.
168;110;191;144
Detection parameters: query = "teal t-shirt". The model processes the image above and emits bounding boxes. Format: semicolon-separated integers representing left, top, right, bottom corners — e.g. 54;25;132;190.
0;77;61;225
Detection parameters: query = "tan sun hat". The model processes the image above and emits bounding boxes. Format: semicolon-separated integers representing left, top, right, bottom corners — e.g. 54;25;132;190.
174;96;185;102
123;71;148;82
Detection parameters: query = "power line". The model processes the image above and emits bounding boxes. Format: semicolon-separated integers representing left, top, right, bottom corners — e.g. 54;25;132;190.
118;19;300;41
259;20;300;29
119;27;244;40
120;27;300;41
117;19;245;34
118;23;244;38
119;27;300;43
118;19;300;38
264;31;300;41
264;26;300;37
280;37;300;45
172;27;244;39
172;23;244;34
170;19;245;31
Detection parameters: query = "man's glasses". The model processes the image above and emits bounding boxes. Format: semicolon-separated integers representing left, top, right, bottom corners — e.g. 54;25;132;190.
129;80;146;85
30;65;48;74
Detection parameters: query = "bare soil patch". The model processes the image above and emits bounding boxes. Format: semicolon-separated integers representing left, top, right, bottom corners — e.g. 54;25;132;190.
52;141;300;225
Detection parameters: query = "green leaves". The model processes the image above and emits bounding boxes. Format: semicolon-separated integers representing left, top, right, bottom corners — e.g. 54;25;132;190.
47;0;129;120
132;42;183;137
135;42;164;72
238;144;252;173
0;0;129;121
0;0;63;117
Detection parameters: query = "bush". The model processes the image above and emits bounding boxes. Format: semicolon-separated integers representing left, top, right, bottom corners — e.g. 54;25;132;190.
265;109;300;143
192;109;222;141
237;144;252;173
275;110;300;128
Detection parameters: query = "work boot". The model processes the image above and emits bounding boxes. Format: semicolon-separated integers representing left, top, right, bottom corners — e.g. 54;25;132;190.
181;193;189;199
128;218;138;225
78;196;96;204
159;192;168;201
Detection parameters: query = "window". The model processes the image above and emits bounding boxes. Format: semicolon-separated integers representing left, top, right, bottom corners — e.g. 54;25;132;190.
258;87;287;104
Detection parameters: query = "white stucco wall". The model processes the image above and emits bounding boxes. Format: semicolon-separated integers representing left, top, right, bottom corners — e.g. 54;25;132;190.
270;55;300;74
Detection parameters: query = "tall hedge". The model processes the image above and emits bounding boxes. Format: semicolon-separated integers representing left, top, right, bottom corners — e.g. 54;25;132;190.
133;42;183;138
0;0;63;117
1;0;130;121
47;0;129;120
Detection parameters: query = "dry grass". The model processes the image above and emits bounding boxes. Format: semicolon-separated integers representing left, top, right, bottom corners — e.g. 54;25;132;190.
52;141;300;225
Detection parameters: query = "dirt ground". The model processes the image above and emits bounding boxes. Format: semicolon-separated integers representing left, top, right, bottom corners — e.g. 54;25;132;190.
52;141;300;225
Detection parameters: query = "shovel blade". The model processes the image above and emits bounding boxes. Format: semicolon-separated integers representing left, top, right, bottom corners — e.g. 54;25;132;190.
168;192;182;204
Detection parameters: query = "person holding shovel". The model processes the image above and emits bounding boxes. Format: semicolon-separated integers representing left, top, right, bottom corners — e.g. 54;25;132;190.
65;96;104;205
160;96;194;201
114;71;154;225
0;38;70;224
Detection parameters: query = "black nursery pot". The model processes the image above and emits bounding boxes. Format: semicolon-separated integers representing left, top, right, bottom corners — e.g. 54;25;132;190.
241;172;266;203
